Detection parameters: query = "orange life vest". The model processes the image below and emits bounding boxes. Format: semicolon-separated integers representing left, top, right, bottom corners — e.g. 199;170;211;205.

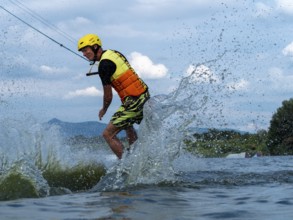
100;50;147;101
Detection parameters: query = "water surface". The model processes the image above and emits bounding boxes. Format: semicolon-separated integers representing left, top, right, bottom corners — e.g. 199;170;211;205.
1;156;292;220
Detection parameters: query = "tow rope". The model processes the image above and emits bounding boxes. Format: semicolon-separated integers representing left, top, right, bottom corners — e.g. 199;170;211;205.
0;5;88;62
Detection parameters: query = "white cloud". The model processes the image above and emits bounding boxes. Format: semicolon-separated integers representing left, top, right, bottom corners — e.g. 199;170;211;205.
255;2;273;17
39;65;69;74
276;0;293;14
184;64;219;83
268;67;293;91
64;86;103;99
24;0;102;12
101;25;144;38
71;16;92;26
57;17;94;38
132;0;235;12
129;52;168;79
282;42;293;58
252;1;293;17
227;79;249;91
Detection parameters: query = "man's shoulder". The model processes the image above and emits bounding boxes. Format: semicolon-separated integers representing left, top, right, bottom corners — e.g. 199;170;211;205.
102;50;127;63
104;49;124;55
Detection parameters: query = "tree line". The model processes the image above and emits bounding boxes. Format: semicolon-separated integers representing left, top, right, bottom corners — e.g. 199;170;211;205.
185;98;293;157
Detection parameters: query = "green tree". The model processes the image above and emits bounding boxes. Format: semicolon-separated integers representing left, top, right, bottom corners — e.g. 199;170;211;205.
267;98;293;155
185;129;268;158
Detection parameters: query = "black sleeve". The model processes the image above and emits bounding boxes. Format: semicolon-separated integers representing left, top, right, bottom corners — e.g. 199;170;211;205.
98;59;116;86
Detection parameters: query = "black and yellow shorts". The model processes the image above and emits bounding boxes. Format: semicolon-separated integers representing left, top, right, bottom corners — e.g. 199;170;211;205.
111;91;150;129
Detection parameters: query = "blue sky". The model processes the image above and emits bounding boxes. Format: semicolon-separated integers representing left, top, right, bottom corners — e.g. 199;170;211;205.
1;0;293;132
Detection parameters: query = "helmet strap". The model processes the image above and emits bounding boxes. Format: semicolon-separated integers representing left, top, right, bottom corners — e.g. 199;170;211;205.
91;45;100;62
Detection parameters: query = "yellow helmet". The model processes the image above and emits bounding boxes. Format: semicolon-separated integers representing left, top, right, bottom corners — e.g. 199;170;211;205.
77;34;102;51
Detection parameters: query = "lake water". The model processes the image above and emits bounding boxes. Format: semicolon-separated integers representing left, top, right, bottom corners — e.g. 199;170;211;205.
0;155;292;220
1;63;292;220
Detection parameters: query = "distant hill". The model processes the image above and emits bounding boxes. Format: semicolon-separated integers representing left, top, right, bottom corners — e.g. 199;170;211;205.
47;118;108;138
46;118;247;139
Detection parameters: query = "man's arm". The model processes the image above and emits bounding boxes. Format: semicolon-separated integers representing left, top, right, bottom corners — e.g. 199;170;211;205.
99;85;112;120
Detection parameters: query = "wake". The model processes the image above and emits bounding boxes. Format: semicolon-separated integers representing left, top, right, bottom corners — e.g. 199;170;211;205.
91;63;234;191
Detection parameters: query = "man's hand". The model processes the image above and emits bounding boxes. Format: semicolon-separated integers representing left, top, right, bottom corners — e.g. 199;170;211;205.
99;108;107;120
99;85;113;120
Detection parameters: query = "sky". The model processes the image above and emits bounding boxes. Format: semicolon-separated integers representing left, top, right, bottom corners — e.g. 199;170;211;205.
1;0;293;132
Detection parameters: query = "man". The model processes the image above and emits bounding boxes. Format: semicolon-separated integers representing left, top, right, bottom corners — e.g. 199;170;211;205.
77;34;150;159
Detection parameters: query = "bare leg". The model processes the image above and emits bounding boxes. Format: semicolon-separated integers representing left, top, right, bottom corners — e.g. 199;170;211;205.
102;122;123;159
125;126;138;146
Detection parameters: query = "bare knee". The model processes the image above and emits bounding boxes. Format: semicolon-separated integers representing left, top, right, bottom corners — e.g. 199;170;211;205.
102;129;111;141
103;124;120;141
